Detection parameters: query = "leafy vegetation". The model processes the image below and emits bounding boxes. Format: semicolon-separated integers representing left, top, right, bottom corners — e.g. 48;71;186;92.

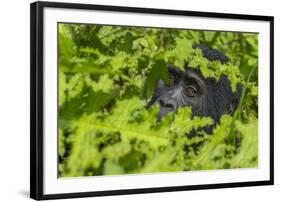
58;23;258;177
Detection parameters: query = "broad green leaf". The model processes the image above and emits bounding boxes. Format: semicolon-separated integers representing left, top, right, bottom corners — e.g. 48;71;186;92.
144;60;168;98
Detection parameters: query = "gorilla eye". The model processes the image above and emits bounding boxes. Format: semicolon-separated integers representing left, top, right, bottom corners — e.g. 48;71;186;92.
184;86;198;97
168;74;177;86
183;78;200;97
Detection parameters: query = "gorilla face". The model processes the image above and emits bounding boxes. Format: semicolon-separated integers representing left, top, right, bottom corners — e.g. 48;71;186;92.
147;45;242;123
147;65;241;122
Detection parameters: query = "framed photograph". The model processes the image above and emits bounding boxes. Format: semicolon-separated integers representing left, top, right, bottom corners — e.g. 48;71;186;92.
30;1;274;200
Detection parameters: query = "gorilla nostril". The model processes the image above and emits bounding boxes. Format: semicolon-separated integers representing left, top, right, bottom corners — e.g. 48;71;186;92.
159;99;176;110
164;103;175;109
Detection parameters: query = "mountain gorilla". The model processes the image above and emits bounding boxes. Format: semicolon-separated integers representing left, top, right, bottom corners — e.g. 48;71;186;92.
147;45;242;132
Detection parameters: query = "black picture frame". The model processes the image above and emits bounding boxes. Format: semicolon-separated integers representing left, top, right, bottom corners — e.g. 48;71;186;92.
30;1;274;200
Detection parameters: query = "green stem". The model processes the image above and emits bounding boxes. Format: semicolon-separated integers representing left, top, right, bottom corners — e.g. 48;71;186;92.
228;63;257;139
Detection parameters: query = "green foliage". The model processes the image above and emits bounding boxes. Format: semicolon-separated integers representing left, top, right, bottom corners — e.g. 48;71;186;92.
58;23;258;177
144;60;168;98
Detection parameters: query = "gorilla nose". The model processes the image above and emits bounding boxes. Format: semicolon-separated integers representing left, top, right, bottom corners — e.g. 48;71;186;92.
159;99;176;111
157;99;177;120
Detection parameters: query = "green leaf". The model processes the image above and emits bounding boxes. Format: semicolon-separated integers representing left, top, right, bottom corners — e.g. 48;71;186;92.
168;37;193;68
172;107;213;134
194;115;232;167
104;160;125;175
144;60;168;98
231;119;258;168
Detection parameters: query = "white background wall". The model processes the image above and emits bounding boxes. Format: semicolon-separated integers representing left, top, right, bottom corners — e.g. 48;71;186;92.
0;0;279;201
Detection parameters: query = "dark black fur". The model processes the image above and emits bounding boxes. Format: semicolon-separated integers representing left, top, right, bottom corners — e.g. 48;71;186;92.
147;45;242;126
192;44;230;63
